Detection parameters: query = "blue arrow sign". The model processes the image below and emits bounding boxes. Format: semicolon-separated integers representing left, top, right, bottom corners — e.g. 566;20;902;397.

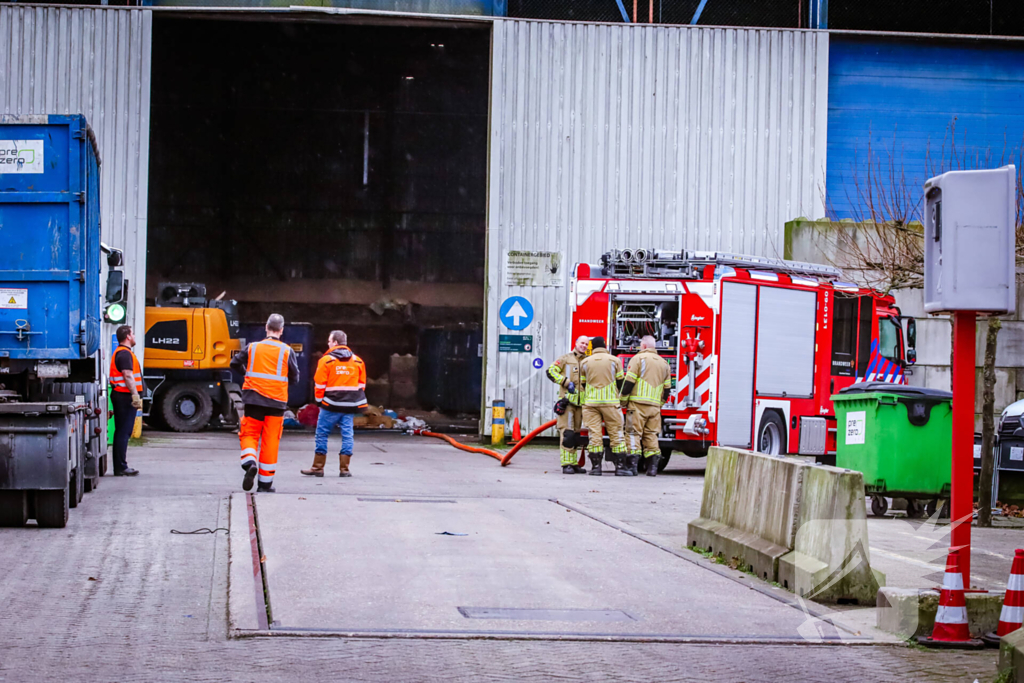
499;296;533;331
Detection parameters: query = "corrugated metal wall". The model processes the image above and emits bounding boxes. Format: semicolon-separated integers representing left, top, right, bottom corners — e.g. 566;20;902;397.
486;19;829;433
0;6;152;360
827;36;1024;220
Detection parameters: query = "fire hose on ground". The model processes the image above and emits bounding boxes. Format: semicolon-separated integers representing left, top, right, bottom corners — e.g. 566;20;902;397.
412;419;557;466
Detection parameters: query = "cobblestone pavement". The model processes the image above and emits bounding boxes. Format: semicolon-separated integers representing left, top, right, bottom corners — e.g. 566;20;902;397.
0;432;1003;682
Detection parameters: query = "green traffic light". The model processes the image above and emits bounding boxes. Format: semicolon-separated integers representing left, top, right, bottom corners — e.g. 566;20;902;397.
105;303;126;323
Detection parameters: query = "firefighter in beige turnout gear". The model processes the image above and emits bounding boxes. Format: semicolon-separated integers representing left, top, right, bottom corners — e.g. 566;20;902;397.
622;335;672;476
580;336;627;476
547;335;588;474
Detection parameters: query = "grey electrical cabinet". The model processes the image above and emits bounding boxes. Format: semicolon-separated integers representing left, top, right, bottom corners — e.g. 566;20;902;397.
924;165;1016;314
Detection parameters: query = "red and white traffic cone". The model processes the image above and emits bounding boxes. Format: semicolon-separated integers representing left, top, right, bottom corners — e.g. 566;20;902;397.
511;417;522;443
917;549;985;649
983;548;1024;647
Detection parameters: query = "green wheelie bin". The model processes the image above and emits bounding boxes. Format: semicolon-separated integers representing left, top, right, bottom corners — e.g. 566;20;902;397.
832;382;952;518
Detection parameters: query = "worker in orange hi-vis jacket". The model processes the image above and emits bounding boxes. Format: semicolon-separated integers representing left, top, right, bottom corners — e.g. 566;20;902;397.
301;330;368;478
229;314;299;493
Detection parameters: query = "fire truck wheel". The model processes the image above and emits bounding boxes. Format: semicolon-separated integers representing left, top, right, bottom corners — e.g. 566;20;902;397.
756;411;786;456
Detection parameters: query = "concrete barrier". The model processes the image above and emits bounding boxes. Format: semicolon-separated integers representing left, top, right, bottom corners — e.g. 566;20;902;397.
687;446;884;604
686;447;800;583
1001;629;1024;683
779;464;884;604
878;587;1006;638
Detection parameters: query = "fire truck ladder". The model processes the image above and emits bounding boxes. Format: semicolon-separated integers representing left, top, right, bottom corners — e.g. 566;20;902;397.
600;249;842;280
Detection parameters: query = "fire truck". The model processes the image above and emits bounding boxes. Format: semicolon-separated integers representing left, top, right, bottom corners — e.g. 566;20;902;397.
570;249;917;471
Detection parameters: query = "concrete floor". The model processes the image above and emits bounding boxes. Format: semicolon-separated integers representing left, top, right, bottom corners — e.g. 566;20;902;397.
251;493;814;638
0;429;1010;681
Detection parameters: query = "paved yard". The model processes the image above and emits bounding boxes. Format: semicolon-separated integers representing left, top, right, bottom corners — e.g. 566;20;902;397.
0;431;1006;681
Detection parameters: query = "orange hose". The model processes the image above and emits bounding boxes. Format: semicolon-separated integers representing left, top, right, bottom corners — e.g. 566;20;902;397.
414;418;558;467
421;431;502;461
500;419;557;466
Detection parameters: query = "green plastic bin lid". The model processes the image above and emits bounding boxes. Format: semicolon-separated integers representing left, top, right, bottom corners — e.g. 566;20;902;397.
837;382;951;400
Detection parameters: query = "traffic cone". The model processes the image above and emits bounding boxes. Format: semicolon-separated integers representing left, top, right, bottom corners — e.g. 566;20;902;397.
511;417;522;443
983;548;1024;647
917;549;985;649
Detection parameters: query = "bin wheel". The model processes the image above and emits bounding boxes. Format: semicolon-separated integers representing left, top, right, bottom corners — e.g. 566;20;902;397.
925;499;950;519
870;495;889;517
905;498;924;519
0;491;28;527
35;486;69;528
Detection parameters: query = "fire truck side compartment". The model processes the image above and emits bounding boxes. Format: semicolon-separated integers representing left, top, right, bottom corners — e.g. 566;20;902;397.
717;283;758;448
755;287;817;398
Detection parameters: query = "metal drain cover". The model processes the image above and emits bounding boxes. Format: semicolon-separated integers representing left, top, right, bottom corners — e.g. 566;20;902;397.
458;607;635;622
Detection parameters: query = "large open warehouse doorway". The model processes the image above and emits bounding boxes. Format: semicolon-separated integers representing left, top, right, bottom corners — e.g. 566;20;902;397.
146;15;490;420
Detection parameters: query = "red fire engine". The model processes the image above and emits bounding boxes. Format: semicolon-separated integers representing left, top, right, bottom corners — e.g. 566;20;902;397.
570;249;917;471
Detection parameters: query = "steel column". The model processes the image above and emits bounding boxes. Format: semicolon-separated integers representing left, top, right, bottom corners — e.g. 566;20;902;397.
951;311;976;588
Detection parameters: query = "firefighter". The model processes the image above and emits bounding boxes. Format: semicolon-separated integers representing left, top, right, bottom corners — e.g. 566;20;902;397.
546;335;588;474
230;314;299;493
301;330;368;478
622;335;672;477
580;336;627;476
109;325;142;476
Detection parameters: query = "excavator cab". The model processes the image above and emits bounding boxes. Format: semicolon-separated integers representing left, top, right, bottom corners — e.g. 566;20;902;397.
143;283;243;432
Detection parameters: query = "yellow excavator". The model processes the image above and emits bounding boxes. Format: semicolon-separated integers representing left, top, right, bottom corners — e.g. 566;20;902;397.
142;283;244;432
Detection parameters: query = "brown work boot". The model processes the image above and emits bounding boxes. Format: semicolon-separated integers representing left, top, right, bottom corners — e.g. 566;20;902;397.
339;454;352;478
301;453;326;477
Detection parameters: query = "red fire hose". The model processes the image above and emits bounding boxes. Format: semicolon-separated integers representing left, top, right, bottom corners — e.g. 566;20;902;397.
413;419;557;466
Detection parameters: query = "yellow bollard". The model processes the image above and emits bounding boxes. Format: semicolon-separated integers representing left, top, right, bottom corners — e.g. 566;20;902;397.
491;400;505;446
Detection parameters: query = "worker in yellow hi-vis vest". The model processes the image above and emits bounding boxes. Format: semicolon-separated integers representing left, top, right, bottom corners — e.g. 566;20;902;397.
622;335;672;477
546;335;588;474
580;336;626;476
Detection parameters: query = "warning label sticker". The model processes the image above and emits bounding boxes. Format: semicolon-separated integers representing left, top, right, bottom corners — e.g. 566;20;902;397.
0;288;27;309
845;410;866;445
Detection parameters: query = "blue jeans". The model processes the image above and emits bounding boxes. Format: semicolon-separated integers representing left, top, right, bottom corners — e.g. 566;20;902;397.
315;410;355;456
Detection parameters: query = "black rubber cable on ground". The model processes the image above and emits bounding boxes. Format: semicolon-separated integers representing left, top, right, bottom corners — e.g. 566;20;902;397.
170;528;229;535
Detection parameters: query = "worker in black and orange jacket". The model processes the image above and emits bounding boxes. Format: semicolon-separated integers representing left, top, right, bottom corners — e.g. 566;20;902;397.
301;330;367;478
109;325;143;477
230;314;299;493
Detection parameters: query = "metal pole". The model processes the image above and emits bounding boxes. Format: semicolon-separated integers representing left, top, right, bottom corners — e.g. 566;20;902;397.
952;311;976;587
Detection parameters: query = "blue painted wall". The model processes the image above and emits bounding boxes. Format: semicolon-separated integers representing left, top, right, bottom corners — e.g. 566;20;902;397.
827;36;1024;219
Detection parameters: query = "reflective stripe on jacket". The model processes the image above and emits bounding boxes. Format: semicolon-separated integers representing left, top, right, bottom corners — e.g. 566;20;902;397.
624;350;672;406
546;350;584;406
109;346;143;393
241;339;292;403
314;346;368;414
580;350;624;406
